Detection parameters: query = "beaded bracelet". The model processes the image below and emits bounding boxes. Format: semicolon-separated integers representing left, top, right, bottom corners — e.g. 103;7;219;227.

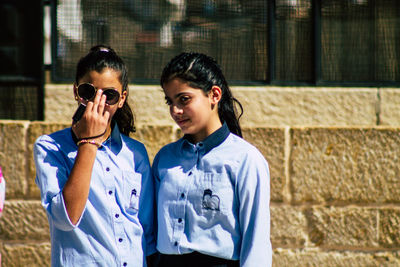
77;139;101;148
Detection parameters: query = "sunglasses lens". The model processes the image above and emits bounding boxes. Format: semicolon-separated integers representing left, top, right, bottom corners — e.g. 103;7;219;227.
78;83;96;101
103;89;120;105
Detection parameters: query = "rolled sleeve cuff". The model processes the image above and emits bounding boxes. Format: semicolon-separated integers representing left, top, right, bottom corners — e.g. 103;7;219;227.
48;192;83;231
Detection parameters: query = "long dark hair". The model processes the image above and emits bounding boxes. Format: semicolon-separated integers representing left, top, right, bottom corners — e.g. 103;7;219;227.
160;52;243;137
75;45;135;135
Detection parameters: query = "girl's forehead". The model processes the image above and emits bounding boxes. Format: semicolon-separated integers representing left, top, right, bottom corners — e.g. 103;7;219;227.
88;69;119;78
80;69;120;82
79;69;123;90
163;78;198;91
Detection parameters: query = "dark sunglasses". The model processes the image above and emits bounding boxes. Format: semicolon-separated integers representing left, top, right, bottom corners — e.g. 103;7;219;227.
77;83;120;105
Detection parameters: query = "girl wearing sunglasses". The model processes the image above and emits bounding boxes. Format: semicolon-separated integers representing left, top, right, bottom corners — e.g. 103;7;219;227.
34;45;156;266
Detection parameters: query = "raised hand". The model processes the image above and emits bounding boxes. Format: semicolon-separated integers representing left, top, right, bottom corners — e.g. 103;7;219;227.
72;88;110;143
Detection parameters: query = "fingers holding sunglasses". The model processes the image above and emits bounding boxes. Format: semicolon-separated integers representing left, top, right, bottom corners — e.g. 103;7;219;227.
89;89;109;124
91;88;104;111
73;90;109;140
93;90;111;119
89;89;111;124
98;96;107;116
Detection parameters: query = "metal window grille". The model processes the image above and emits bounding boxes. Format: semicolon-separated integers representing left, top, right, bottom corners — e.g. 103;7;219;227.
51;0;400;86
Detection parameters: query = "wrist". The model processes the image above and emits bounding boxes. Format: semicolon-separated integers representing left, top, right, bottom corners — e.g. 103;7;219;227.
77;139;102;148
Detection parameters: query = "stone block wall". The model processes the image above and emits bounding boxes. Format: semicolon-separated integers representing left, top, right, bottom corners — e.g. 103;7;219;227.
1;121;399;266
43;85;399;127
1;84;400;266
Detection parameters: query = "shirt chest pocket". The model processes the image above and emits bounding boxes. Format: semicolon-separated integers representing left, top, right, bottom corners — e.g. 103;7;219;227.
192;172;234;215
123;171;142;214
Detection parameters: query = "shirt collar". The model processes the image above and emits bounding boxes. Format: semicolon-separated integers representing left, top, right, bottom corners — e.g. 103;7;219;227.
107;122;123;154
182;122;230;154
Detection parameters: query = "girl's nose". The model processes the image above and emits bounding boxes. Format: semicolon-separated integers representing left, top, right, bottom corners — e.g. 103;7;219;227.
171;104;183;115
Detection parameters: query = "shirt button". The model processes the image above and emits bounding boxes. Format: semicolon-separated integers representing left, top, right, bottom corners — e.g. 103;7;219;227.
180;193;185;198
174;241;178;246
132;189;137;195
106;167;110;172
115;214;119;218
123;263;127;267
108;190;112;195
178;218;182;223
188;171;192;176
119;238;123;242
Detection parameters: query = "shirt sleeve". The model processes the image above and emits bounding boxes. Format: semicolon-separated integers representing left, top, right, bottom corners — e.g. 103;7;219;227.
236;148;272;267
33;136;80;231
136;144;157;256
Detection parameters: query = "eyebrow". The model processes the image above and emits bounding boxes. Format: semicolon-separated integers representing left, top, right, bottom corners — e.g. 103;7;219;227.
165;92;190;101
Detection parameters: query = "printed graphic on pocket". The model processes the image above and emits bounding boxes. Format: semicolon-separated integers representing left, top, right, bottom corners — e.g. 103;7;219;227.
123;171;141;214
129;187;139;211
202;189;220;211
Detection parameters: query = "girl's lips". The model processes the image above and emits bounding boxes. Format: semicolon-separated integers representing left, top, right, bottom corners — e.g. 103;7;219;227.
175;118;189;126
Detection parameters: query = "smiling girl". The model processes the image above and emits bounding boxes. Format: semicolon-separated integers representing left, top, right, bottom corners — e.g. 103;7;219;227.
152;52;272;267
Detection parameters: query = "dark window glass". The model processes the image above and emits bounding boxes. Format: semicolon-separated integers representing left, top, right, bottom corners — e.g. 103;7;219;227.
275;0;313;82
321;0;400;83
321;0;375;82
375;0;400;82
0;1;43;120
53;0;400;85
53;0;268;83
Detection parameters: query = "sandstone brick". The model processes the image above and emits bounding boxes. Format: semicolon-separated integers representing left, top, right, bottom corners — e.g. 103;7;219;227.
0;200;49;241
27;122;69;199
44;84;75;123
175;127;183;140
273;248;400;267
243;127;286;202
1;242;51;267
270;205;307;247
306;207;378;248
379;208;400;248
128;85;174;125
380;89;400;126
130;125;175;163
291;128;400;203
0;121;28;198
234;87;377;126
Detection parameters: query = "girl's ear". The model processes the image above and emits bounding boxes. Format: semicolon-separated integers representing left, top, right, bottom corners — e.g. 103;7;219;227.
118;90;127;108
209;86;222;104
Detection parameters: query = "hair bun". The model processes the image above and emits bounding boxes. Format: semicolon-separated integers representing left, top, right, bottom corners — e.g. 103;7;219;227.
90;44;114;53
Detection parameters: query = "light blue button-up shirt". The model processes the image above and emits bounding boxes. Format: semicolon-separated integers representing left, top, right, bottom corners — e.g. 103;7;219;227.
34;124;156;267
152;123;272;267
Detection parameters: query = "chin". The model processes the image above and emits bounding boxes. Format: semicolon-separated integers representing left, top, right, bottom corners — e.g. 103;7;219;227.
179;125;195;135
